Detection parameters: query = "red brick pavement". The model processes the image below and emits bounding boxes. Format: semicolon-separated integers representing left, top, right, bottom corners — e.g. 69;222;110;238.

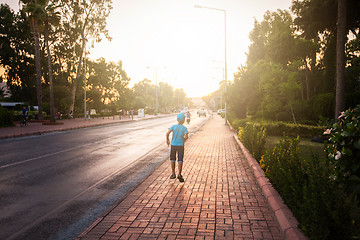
76;116;285;240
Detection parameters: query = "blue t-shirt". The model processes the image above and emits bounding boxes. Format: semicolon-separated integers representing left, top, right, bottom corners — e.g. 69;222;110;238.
22;108;28;117
169;124;188;146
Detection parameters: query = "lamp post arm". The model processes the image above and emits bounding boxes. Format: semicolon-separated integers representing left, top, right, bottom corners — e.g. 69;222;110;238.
194;5;225;13
194;4;227;124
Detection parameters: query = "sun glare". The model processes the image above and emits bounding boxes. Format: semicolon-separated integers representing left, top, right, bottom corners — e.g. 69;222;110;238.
90;1;231;97
0;0;293;98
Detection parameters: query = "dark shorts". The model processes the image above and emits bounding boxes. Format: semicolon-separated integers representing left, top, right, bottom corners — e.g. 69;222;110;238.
170;145;184;163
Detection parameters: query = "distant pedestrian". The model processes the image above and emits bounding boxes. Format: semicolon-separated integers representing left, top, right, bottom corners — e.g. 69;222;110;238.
130;109;134;120
56;111;62;120
21;106;28;120
166;113;189;182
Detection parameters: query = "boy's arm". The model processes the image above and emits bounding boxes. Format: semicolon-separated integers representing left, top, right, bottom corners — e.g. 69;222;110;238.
166;130;172;146
184;133;188;141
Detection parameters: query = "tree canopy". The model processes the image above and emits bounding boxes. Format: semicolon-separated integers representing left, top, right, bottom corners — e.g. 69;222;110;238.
0;1;189;117
222;1;360;123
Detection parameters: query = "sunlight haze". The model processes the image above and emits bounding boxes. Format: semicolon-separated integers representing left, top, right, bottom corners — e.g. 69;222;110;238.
1;0;293;97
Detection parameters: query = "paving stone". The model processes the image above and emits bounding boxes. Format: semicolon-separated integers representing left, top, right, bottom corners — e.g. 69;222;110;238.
77;116;285;239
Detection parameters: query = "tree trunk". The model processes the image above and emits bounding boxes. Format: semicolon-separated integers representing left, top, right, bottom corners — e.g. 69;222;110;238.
32;20;44;120
69;34;86;115
335;0;347;119
44;20;56;122
310;50;316;97
305;64;310;100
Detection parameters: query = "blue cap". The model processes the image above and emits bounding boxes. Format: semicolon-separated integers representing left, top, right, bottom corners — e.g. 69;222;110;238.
177;113;185;121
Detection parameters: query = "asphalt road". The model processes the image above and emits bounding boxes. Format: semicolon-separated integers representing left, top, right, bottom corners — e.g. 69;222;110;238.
0;112;209;240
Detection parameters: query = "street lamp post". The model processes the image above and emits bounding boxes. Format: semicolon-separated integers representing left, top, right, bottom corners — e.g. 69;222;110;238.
213;65;225;109
195;4;228;125
155;71;158;115
84;42;87;121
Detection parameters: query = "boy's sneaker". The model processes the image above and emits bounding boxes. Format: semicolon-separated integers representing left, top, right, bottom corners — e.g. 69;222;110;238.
170;173;176;179
177;174;184;182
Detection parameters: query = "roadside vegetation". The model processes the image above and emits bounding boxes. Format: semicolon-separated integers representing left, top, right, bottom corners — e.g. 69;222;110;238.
228;106;360;239
0;1;191;122
1;0;359;237
205;0;360;239
0;106;13;127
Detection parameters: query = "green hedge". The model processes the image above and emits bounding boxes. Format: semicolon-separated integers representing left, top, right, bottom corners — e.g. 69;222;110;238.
238;123;267;161
0;106;13;127
231;119;324;138
11;111;47;121
258;121;324;138
261;136;359;239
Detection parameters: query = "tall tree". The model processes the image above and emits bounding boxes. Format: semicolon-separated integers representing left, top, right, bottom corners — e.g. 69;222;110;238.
86;59;130;111
229;10;306;120
59;0;112;115
291;0;360;119
132;79;155;110
158;82;173;112
0;4;37;103
22;0;44;119
42;0;60;122
25;0;61;122
335;0;347;118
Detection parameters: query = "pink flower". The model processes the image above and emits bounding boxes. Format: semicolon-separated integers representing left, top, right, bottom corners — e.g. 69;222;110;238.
323;129;331;135
338;111;346;119
335;151;342;160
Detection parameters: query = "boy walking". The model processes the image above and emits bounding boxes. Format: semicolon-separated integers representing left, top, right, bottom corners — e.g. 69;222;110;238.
166;113;189;182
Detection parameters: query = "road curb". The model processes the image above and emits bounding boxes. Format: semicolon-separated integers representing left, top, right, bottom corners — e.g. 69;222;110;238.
233;135;307;240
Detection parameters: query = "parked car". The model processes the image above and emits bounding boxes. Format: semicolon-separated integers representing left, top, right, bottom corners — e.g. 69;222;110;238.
198;109;206;117
217;109;226;115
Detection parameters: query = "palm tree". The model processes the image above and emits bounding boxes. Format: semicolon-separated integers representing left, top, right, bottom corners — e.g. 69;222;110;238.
23;0;60;122
42;1;60;122
21;0;44;120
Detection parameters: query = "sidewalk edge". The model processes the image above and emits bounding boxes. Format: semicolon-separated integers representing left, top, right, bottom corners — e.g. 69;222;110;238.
232;134;308;240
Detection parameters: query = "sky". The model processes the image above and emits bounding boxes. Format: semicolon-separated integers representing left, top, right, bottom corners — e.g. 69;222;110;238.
1;0;293;98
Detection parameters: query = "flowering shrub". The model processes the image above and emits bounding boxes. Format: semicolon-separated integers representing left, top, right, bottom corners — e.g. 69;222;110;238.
238;123;266;160
261;136;357;239
260;136;305;206
325;105;360;194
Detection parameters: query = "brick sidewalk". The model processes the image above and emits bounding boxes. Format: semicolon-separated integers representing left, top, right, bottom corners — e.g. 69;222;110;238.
76;116;284;240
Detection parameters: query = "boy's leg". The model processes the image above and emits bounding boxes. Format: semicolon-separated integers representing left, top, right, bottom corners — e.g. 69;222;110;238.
177;146;185;182
178;162;183;175
170;146;177;179
171;161;176;174
177;146;184;175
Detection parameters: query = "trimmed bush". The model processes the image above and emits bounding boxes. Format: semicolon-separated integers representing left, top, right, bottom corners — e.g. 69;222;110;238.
260;136;359;239
0;106;13;127
238;123;266;161
11;111;47;121
229;118;249;131
230;118;324;138
255;121;324;138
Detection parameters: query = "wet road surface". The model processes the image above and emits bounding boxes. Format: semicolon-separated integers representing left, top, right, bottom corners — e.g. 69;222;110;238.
0;113;208;239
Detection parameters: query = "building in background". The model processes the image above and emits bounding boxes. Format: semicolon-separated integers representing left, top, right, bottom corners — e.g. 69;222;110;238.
0;81;11;98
